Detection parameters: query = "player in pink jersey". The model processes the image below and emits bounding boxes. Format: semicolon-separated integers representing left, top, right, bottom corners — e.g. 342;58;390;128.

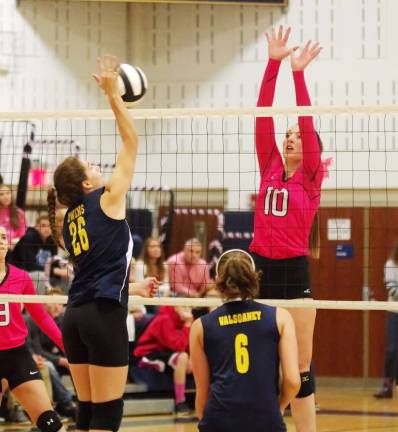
0;225;66;432
249;26;322;432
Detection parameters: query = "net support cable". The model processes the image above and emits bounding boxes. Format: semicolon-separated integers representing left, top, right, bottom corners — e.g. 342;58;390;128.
2;294;398;311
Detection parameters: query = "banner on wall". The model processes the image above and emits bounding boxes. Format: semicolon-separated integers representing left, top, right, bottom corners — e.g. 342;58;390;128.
327;218;351;241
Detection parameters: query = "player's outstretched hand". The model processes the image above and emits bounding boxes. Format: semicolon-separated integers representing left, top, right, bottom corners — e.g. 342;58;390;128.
290;40;322;71
92;54;120;97
266;25;298;61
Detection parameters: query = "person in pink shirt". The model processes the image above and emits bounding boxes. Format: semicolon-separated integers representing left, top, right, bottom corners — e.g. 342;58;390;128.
167;238;212;298
0;225;66;432
249;26;322;432
0;185;27;248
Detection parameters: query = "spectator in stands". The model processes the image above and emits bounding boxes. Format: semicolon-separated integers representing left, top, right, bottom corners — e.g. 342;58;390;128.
10;213;57;293
10;213;57;272
132;237;170;297
167;238;212;298
193;283;221;320
45;254;74;294
134;306;194;418
0;184;27;249
25;288;68;374
374;242;398;398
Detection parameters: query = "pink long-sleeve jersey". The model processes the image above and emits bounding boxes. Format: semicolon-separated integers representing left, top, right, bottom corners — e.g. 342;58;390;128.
249;59;323;259
0;265;64;351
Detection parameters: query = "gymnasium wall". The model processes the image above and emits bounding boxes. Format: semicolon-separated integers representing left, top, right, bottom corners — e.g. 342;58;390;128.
1;0;398;204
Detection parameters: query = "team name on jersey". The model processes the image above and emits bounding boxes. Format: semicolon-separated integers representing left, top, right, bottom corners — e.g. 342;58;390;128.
67;205;85;223
218;311;262;327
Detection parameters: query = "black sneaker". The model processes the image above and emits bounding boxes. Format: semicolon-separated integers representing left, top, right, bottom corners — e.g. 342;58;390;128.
7;406;30;424
175;402;194;419
374;387;393;399
56;402;78;421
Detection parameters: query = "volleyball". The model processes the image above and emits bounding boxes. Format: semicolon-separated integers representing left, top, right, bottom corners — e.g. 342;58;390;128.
117;64;147;105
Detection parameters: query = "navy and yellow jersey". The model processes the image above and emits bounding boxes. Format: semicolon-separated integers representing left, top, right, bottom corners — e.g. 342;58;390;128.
199;300;285;432
63;188;133;308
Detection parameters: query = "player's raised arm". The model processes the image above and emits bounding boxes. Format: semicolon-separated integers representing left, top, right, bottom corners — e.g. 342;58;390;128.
291;41;322;178
256;26;296;175
92;55;139;219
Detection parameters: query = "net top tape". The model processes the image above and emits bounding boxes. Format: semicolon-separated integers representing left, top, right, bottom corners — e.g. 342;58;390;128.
1;105;398;121
1;294;398;311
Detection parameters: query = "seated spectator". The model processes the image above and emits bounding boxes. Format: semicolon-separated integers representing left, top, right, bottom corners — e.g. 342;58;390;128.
10;213;57;293
45;253;74;294
132;236;170;297
193;283;221;319
10;213;57;272
167;238;212;298
0;184;27;249
134;306;194;418
24;288;69;374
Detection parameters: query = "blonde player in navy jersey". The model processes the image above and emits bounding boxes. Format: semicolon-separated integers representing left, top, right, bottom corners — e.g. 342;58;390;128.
190;249;300;432
250;27;323;432
47;55;150;432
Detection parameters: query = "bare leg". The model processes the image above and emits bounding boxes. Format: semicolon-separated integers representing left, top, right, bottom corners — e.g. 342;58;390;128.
288;304;317;432
11;380;66;431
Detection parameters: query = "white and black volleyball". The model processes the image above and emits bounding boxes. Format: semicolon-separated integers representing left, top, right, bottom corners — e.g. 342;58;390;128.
118;64;147;104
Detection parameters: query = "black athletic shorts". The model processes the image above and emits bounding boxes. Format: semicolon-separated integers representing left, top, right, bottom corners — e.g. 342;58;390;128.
144;350;180;373
0;344;42;391
62;299;129;367
252;254;312;300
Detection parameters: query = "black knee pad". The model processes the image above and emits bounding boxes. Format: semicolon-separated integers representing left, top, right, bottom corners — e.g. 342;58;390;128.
296;370;315;398
76;401;92;431
37;410;63;432
90;398;124;432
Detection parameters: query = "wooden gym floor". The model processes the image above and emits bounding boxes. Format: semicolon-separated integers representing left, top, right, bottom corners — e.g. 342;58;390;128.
1;382;397;432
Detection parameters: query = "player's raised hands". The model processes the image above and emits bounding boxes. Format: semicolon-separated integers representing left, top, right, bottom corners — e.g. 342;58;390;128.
290;40;322;71
266;25;297;61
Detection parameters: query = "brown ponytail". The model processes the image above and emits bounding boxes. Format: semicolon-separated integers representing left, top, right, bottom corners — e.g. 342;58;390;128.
216;251;259;301
47;187;63;250
309;212;320;259
309;132;323;260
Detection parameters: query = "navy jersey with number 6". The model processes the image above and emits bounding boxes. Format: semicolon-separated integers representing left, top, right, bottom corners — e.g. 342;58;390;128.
200;300;286;432
63;188;133;308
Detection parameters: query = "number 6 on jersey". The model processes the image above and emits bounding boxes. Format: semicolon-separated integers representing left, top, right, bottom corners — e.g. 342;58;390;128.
235;333;249;374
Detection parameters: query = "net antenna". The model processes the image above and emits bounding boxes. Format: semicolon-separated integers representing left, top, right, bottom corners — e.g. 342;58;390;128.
16;121;35;210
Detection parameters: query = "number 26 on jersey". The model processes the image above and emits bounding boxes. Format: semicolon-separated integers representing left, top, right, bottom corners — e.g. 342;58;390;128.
69;216;89;256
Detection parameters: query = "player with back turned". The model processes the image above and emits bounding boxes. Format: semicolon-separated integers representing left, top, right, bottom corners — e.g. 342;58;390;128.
190;249;300;432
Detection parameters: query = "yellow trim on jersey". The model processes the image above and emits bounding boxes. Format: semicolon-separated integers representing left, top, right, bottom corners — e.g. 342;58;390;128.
218;311;262;327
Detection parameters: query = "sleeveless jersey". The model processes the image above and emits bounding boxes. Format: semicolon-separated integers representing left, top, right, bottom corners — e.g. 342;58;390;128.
63;188;133;307
200;300;286;432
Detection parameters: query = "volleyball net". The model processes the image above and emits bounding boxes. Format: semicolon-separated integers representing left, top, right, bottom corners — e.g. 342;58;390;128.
1;104;398;310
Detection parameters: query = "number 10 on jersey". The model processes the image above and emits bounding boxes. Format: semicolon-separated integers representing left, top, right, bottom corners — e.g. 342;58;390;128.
264;186;288;217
